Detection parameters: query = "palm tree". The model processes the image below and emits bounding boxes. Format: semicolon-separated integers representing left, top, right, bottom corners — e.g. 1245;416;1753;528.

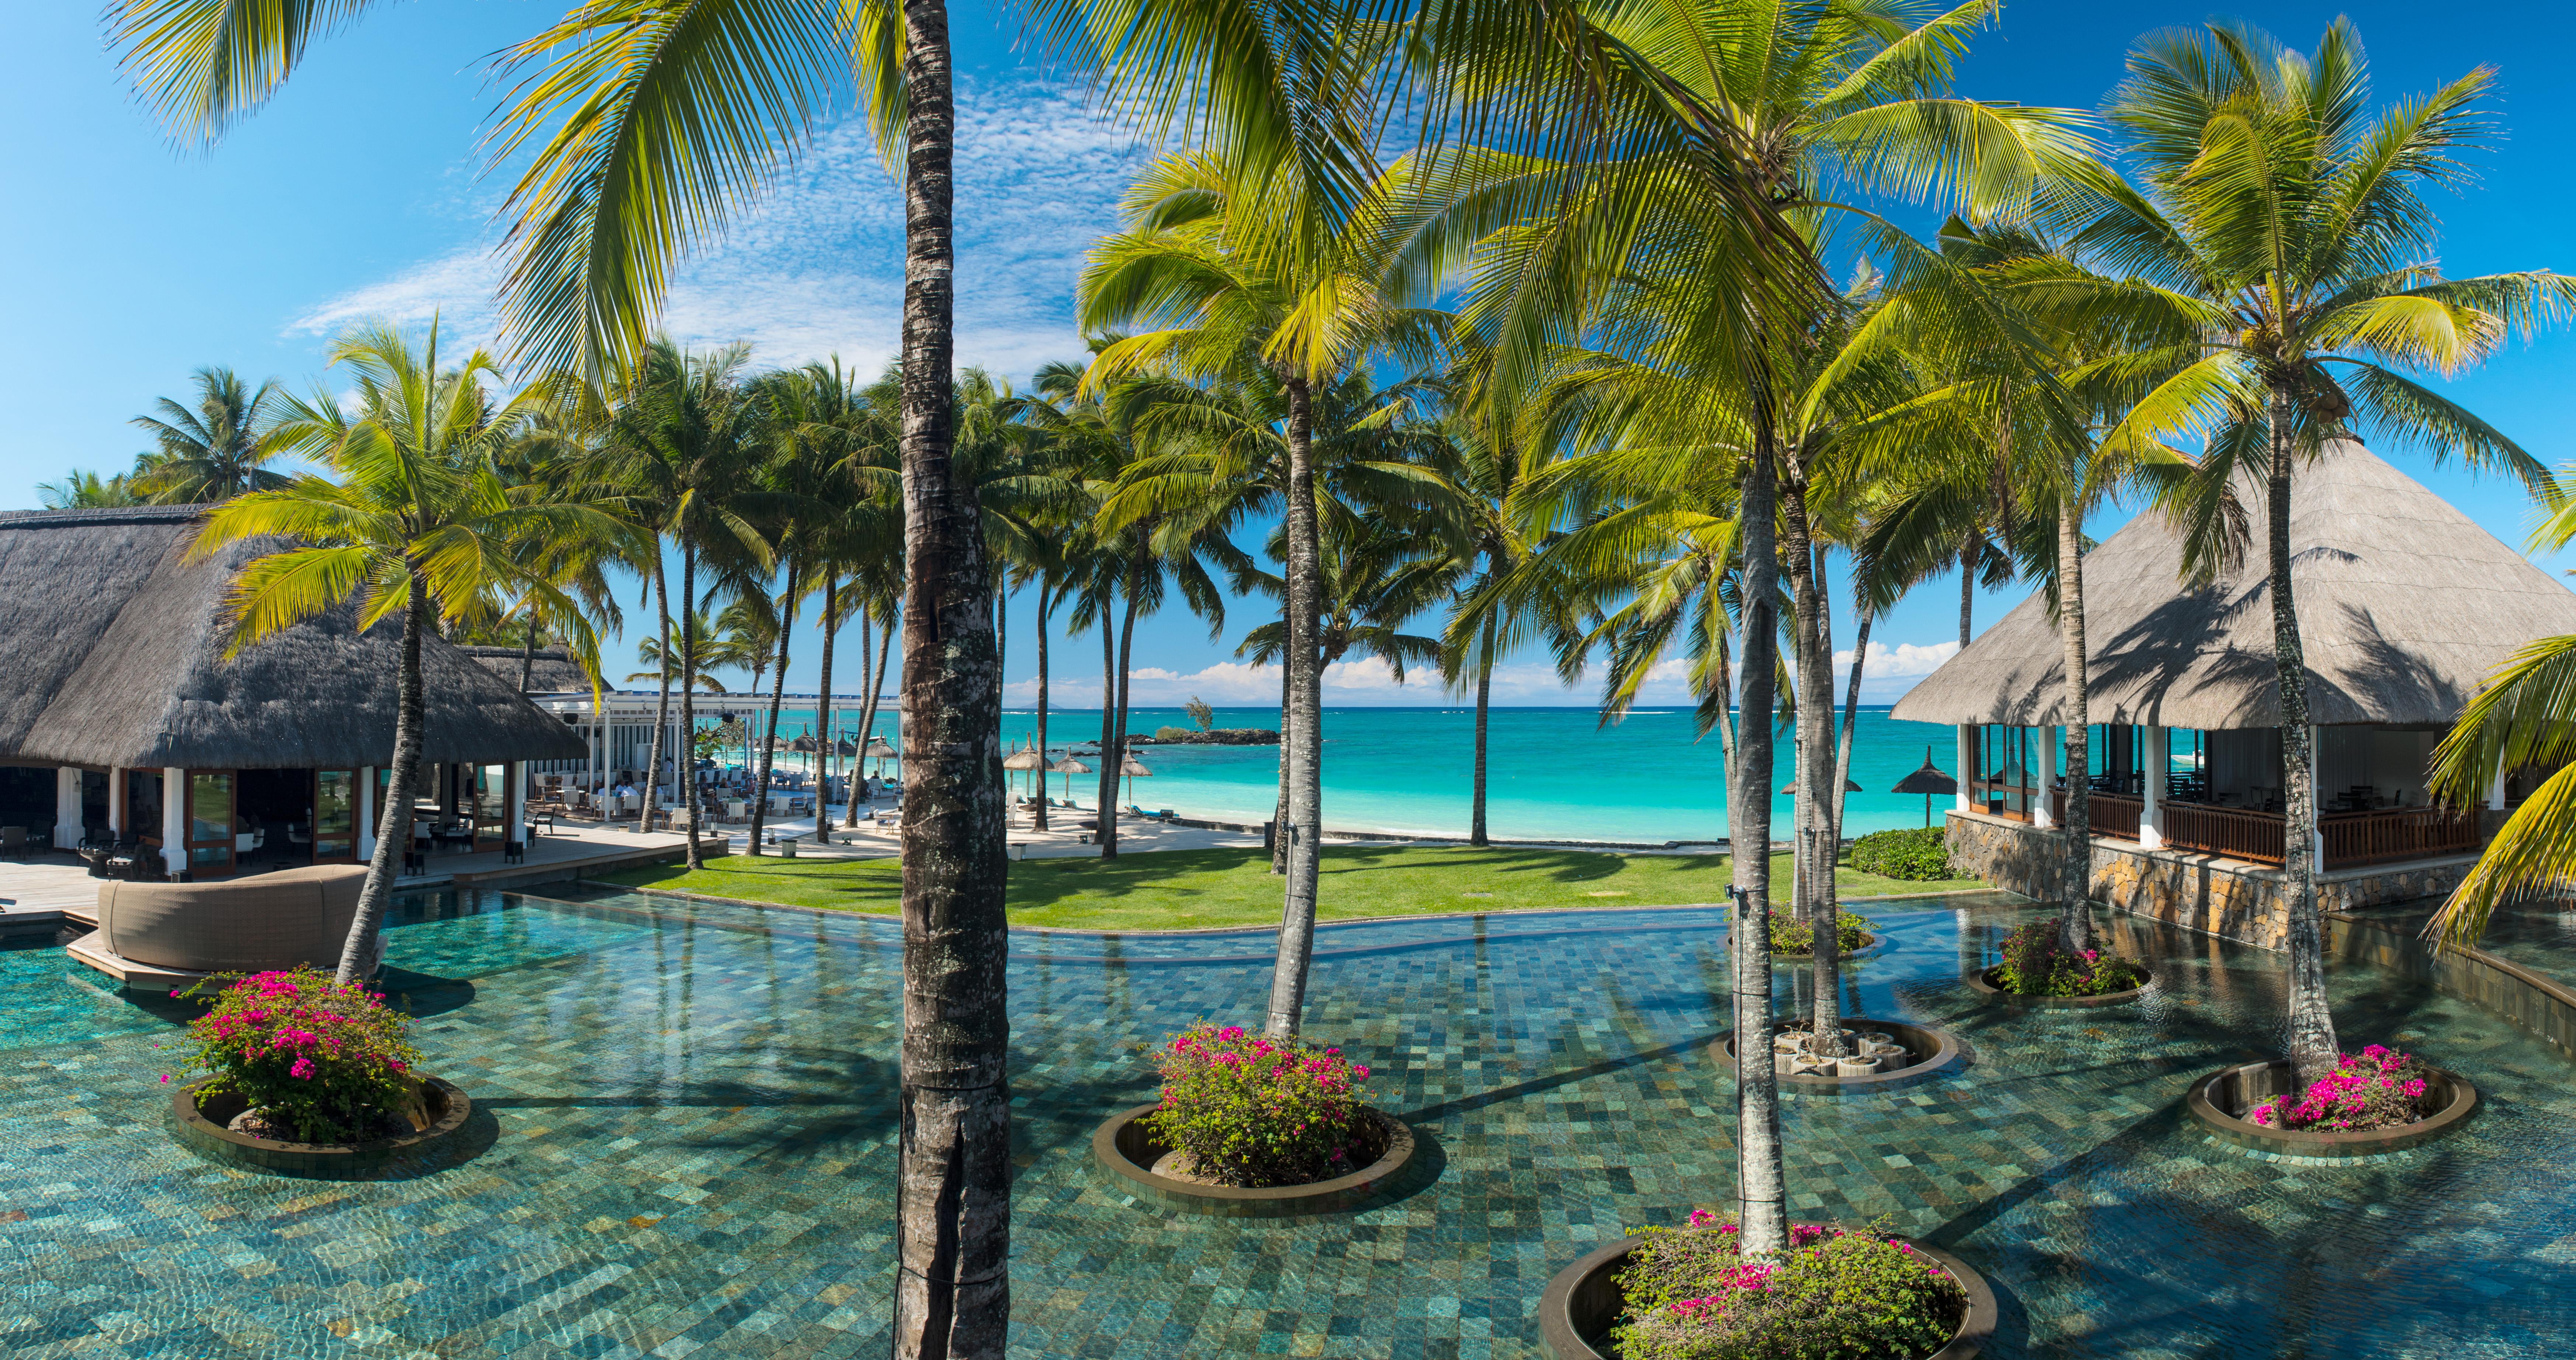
191;321;623;984
129;366;290;504
36;469;142;509
628;610;732;691
1081;153;1446;1026
1236;526;1448;679
2065;20;2569;1081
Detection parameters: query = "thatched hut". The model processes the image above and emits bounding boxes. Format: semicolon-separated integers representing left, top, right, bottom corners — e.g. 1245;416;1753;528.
457;644;593;694
1891;441;2576;946
0;506;582;877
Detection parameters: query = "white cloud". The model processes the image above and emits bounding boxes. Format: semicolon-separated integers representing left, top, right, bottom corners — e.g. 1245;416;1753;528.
288;77;1142;380
1833;640;1959;679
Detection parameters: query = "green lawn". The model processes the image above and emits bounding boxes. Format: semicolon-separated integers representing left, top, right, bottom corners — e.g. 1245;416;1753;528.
588;844;1985;932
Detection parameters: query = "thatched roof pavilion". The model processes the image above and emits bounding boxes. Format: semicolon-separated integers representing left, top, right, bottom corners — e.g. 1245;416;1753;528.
1893;441;2576;729
0;507;581;770
1896;440;2573;906
457;645;595;695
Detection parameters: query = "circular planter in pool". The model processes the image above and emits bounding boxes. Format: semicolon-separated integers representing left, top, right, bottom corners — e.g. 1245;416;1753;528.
2185;1060;2479;1157
1538;1227;1997;1360
1091;1103;1415;1217
173;1076;473;1178
1712;1018;1968;1094
1769;932;1886;962
1968;965;2151;1008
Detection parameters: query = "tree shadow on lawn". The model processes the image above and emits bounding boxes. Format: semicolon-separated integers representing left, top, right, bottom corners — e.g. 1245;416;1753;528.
1002;846;1736;910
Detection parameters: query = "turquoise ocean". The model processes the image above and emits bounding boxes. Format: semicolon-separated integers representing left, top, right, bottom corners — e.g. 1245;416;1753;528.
713;703;1963;845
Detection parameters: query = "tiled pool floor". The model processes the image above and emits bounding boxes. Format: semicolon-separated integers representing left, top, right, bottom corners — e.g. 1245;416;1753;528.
3;888;2573;1358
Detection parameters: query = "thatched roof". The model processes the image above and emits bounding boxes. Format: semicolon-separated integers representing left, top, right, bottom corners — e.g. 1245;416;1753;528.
456;644;594;694
1891;441;2576;730
0;507;584;769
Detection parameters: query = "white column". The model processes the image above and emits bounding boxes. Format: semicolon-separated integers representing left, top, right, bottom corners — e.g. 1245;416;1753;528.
2488;761;2509;810
55;767;82;850
2031;727;2057;829
163;768;188;877
357;767;377;860
107;766;123;835
507;761;527;842
2139;726;2167;849
1956;725;1976;813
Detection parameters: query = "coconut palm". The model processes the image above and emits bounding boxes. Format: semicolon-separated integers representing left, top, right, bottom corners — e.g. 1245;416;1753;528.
1080;152;1449;1024
628;610;732;691
36;469;143;509
1234;527;1449;686
129;366;290;505
191;321;625;984
2058;20;2570;1081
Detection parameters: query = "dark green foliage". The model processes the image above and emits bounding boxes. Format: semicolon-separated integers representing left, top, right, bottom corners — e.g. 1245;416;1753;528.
1613;1215;1967;1359
1993;919;2151;997
1769;912;1873;954
1849;828;1951;880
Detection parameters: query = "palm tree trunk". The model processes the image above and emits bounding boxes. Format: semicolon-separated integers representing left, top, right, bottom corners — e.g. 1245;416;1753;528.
1096;598;1117;827
815;580;841;841
1271;632;1291;874
1032;587;1051;833
1730;399;1789;1260
2058;491;2096;951
844;596;871;829
1958;537;1978;821
680;542;703;870
640;555;673;841
890;0;1010;1350
2267;388;2337;1083
1831;606;1872;902
1781;487;1845;1057
750;561;797;854
854;609;895;822
339;574;430;984
1470;609;1496;847
1266;375;1326;1039
518;613;540;693
1099;556;1142;859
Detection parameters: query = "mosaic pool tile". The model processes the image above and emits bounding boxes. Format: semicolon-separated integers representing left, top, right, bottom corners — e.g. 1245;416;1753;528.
1;888;2573;1357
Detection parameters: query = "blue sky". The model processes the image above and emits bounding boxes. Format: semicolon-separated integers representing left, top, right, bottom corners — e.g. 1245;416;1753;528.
6;1;2572;710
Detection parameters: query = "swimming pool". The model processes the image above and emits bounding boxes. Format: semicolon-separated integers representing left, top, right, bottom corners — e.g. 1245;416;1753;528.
1;887;2570;1357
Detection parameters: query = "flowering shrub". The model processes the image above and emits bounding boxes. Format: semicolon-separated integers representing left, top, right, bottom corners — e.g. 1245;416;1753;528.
1768;912;1874;954
173;967;423;1144
1992;918;2150;997
1142;1023;1375;1187
1851;828;1952;881
1614;1212;1966;1360
2250;1046;2437;1132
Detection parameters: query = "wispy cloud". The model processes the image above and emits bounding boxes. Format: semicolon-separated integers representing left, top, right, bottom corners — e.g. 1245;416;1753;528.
288;77;1141;380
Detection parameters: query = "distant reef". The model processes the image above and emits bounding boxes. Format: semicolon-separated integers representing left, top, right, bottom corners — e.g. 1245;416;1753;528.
1136;727;1280;746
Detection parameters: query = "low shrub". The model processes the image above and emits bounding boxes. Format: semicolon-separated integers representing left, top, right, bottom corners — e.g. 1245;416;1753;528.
1991;918;2150;997
1143;1023;1376;1187
1850;828;1951;881
1613;1212;1967;1360
1768;912;1874;954
172;967;423;1143
2251;1046;2437;1132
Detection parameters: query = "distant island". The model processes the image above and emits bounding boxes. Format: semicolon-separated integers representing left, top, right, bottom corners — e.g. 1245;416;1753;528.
1136;727;1280;747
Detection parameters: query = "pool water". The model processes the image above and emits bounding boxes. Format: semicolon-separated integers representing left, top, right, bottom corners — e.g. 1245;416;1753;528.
2;888;2572;1357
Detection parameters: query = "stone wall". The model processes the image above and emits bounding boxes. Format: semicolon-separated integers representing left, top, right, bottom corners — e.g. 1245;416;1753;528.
1942;809;2478;952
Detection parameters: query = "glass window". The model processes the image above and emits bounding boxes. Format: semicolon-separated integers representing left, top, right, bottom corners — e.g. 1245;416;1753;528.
126;770;164;839
316;770;356;859
189;771;233;843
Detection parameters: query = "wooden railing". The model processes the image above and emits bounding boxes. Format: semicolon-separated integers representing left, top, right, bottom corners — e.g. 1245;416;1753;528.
2047;788;2143;841
2320;807;2480;869
2160;801;2288;866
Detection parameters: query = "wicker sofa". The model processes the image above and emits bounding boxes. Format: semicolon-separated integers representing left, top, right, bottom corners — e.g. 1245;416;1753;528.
94;864;372;976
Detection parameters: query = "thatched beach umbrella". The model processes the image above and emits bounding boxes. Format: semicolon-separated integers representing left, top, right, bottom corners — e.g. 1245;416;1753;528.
1119;754;1152;806
1778;776;1863;794
1003;747;1047;801
864;737;898;777
1048;757;1090;803
1891;747;1959;827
